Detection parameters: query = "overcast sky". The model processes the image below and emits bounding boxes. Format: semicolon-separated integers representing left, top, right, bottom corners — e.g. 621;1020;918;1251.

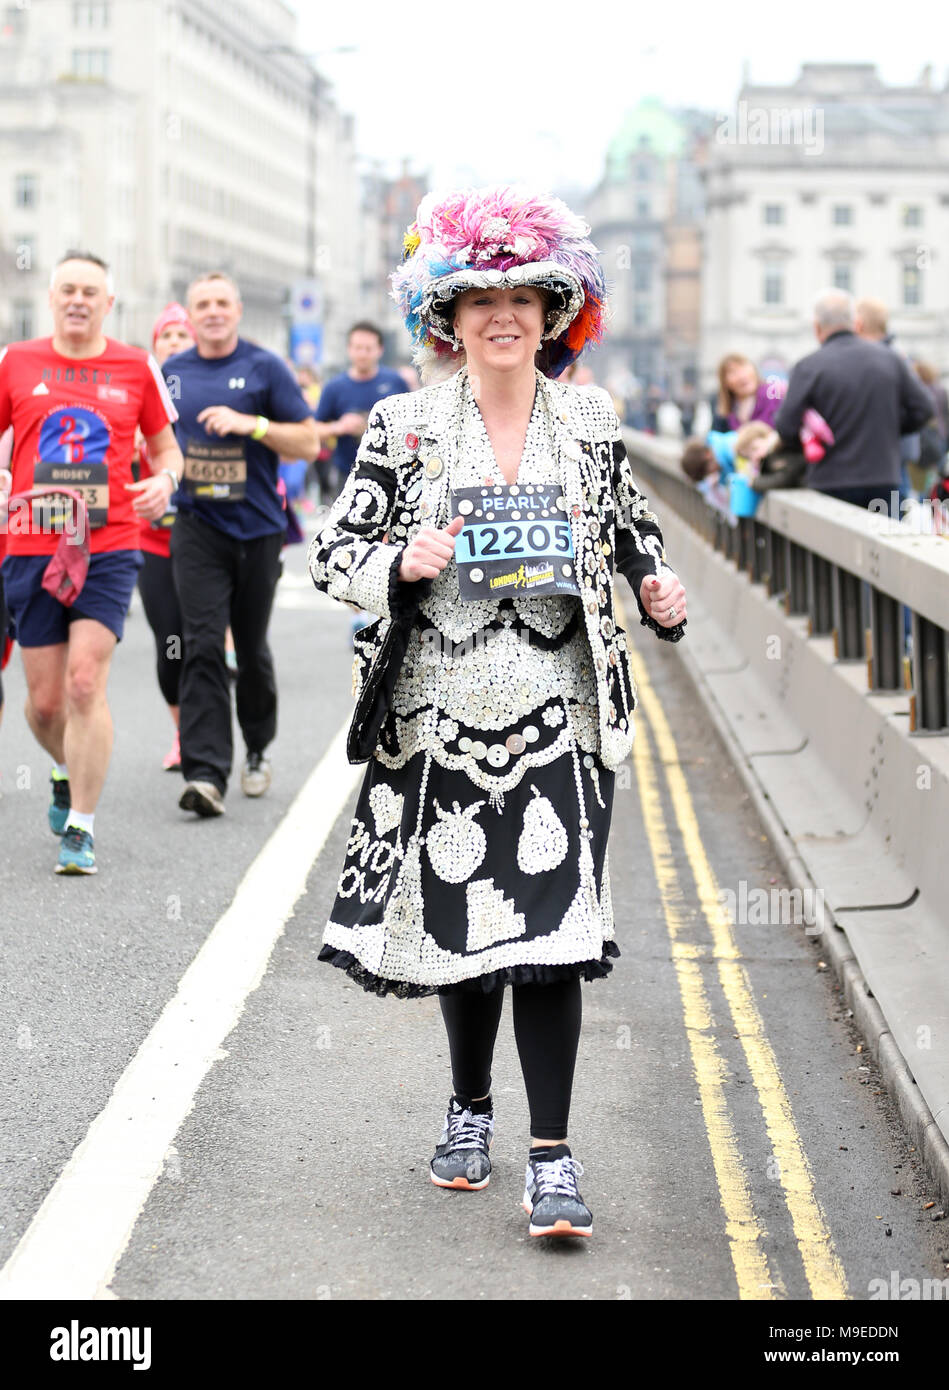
296;0;946;198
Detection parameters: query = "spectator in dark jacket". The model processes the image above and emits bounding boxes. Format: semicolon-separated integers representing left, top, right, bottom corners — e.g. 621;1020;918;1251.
855;297;926;498
915;362;949;441
774;289;934;511
904;360;948;500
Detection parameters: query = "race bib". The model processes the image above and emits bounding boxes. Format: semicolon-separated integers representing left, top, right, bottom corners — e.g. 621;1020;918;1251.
32;405;111;528
452;485;579;601
182;439;247;501
32;460;110;529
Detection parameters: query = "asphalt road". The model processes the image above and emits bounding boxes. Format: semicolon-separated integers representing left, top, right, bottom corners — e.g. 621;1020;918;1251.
1;525;946;1306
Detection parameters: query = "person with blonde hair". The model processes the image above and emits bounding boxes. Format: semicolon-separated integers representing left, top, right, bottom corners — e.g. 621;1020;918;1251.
853;297;888;340
711;353;785;432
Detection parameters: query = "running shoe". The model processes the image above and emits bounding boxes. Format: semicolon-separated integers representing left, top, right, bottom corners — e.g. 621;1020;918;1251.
55;826;96;875
522;1144;592;1237
162;730;181;772
179;781;225;816
49;772;71;836
430;1095;494;1190
240;752;271;797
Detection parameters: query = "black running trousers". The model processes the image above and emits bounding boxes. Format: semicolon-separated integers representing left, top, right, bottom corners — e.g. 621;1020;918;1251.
137;551;183;707
438;977;582;1139
170;511;283;795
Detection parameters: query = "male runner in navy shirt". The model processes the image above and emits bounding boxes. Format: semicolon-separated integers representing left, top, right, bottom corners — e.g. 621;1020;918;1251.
314;321;407;488
168;271;318;817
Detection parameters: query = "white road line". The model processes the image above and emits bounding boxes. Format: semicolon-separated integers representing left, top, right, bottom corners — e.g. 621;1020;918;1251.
0;719;360;1301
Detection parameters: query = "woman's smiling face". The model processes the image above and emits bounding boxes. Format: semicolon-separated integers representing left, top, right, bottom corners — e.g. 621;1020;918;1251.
724;359;758;400
452;285;546;376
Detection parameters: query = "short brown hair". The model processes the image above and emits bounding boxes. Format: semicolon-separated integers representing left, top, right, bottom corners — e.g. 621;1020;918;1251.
348;321;383;346
681;438;713;482
186;270;241;304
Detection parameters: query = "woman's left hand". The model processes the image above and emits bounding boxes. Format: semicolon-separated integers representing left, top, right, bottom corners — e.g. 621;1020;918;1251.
640;569;687;627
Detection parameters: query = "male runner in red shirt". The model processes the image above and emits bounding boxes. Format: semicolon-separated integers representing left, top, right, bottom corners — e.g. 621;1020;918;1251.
0;250;183;874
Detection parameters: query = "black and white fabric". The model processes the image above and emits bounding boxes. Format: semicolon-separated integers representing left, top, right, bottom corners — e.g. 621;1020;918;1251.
308;367;684;997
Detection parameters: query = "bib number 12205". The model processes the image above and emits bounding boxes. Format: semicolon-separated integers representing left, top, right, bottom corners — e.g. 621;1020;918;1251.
452;485;579;601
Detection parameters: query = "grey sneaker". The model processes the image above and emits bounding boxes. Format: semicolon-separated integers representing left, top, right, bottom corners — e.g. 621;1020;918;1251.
241;752;271;797
430;1096;494;1190
522;1144;592;1237
179;781;225;817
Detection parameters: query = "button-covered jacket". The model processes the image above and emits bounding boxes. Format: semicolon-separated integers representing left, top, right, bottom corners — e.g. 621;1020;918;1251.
307;366;685;769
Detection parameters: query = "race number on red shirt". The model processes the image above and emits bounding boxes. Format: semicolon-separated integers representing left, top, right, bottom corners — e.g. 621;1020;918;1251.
0;337;178;556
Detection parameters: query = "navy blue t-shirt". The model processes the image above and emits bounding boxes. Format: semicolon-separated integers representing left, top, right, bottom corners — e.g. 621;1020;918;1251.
315;367;407;477
165;339;310;539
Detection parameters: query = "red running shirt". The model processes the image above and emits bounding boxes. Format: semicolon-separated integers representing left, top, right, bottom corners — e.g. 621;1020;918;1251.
0;337;178;556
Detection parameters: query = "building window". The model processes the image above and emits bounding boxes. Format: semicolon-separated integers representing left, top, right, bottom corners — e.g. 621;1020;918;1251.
14;173;37;208
903;205;923;227
12;300;33;338
832;263;853;293
636;163;649;181
71;48;110;78
763;204;784;225
763;267;784;304
634;265;651;292
832;205;853;226
902;264;922;307
73;1;110;24
633;303;649;327
636;199;650;219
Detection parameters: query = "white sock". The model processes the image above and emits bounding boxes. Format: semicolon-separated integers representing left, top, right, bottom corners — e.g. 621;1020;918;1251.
65;809;95;836
53;762;69;778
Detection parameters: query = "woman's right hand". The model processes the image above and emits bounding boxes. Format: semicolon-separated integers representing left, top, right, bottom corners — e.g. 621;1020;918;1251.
398;514;464;582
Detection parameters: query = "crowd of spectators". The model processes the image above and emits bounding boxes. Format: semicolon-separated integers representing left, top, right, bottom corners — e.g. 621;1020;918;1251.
678;289;947;524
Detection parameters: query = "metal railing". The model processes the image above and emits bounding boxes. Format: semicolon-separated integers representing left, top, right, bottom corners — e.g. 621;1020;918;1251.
624;431;949;734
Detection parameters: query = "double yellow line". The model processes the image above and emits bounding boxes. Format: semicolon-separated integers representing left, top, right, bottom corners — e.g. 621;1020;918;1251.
629;657;849;1301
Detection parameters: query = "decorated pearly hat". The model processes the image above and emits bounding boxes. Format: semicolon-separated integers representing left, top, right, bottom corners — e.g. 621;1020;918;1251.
391;186;607;378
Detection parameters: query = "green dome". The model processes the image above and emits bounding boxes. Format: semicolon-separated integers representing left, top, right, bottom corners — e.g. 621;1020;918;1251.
606;98;686;178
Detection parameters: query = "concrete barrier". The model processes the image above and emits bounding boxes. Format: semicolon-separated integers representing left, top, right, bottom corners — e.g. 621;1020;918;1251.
625;430;949;1194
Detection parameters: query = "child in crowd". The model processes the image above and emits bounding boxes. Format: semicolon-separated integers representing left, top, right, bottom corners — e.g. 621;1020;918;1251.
733;422;810;494
681;438;731;512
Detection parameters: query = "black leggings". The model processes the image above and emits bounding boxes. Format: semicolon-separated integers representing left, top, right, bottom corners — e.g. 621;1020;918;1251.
438;977;582;1140
137;551;183;707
